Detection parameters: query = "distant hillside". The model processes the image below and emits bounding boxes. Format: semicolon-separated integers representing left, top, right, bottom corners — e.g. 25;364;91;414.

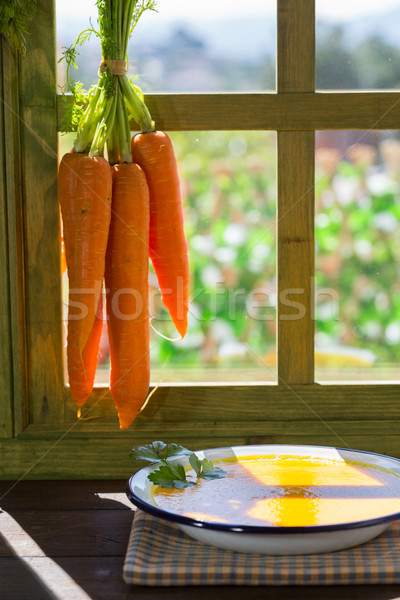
338;8;400;48
57;9;400;64
57;8;400;92
127;9;400;61
136;17;277;60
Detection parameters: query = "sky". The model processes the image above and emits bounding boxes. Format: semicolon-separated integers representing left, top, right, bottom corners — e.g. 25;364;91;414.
56;0;400;26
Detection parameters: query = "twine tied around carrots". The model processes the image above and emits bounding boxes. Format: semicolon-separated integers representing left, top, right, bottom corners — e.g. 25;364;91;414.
99;59;127;76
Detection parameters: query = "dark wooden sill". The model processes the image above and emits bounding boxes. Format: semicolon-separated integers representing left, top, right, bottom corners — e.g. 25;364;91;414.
0;480;399;600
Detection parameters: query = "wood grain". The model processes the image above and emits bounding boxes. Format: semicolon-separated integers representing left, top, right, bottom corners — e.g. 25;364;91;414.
0;40;14;438
0;439;372;479
277;131;315;383
0;38;29;437
0;509;133;557
276;0;315;383
277;0;315;92
19;0;65;425
1;480;400;599
17;420;400;439
3;558;399;600
57;92;400;132
44;382;400;422
0;479;128;510
2;434;400;480
2;381;400;478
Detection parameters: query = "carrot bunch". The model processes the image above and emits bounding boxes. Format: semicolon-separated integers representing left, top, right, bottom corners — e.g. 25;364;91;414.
58;0;189;429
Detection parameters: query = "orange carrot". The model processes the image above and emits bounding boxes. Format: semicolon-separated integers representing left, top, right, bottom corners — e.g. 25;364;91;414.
62;155;112;407
59;153;105;406
58;152;86;270
131;131;189;338
68;294;104;407
61;236;67;274
105;162;150;429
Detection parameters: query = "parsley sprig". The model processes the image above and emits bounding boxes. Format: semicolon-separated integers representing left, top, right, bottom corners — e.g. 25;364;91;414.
130;441;226;490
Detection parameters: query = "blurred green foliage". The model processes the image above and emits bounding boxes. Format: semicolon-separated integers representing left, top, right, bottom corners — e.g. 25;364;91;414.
315;139;400;365
150;132;400;371
316;28;400;90
150;131;277;369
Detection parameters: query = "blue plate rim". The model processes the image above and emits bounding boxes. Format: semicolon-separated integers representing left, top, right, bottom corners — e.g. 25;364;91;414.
126;443;400;535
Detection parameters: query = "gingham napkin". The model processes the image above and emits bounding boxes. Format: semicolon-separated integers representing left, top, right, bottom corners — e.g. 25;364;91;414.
123;510;400;586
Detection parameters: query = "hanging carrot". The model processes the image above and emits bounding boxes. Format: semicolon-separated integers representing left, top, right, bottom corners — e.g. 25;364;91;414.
131;131;189;338
67;294;105;407
61;236;67;274
58;152;85;269
60;0;190;426
105;163;150;429
65;155;112;407
58;152;105;407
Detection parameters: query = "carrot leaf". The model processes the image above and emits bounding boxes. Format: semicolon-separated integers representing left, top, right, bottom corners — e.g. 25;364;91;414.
130;0;158;38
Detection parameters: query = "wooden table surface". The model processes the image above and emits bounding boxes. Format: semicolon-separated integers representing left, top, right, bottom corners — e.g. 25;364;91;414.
1;480;400;600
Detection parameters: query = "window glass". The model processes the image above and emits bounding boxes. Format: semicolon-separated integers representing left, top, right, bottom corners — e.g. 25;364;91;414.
59;131;277;383
316;0;400;90
56;0;276;92
315;130;400;381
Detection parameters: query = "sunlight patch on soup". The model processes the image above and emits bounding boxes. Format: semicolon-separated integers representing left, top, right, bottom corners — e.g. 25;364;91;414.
151;455;400;527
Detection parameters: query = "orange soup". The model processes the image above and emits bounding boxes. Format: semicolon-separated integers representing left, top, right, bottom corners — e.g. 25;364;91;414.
151;455;400;527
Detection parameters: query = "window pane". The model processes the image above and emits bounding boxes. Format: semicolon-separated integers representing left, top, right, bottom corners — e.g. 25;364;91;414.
56;1;276;92
59;131;277;384
316;0;400;90
315;130;400;381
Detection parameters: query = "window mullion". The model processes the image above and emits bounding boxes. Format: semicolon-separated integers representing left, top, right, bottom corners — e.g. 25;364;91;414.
277;0;315;384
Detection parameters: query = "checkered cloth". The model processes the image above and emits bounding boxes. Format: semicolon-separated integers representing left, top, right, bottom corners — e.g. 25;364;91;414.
123;510;400;586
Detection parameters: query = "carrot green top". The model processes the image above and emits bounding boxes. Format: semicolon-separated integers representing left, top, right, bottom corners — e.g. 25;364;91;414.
62;0;156;164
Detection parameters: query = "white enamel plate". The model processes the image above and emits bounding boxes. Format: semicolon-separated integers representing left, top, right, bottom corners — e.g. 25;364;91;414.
126;444;400;555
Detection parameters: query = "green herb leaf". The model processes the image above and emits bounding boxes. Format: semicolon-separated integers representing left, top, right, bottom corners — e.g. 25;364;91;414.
148;465;196;489
131;442;227;490
201;458;215;473
174;480;196;490
165;443;192;459
150;440;168;454
167;462;187;482
130;441;166;463
131;441;191;463
200;458;226;480
189;453;226;480
148;465;177;485
188;453;202;477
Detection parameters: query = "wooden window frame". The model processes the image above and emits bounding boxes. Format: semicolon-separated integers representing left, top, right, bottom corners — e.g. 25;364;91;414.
1;0;400;479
